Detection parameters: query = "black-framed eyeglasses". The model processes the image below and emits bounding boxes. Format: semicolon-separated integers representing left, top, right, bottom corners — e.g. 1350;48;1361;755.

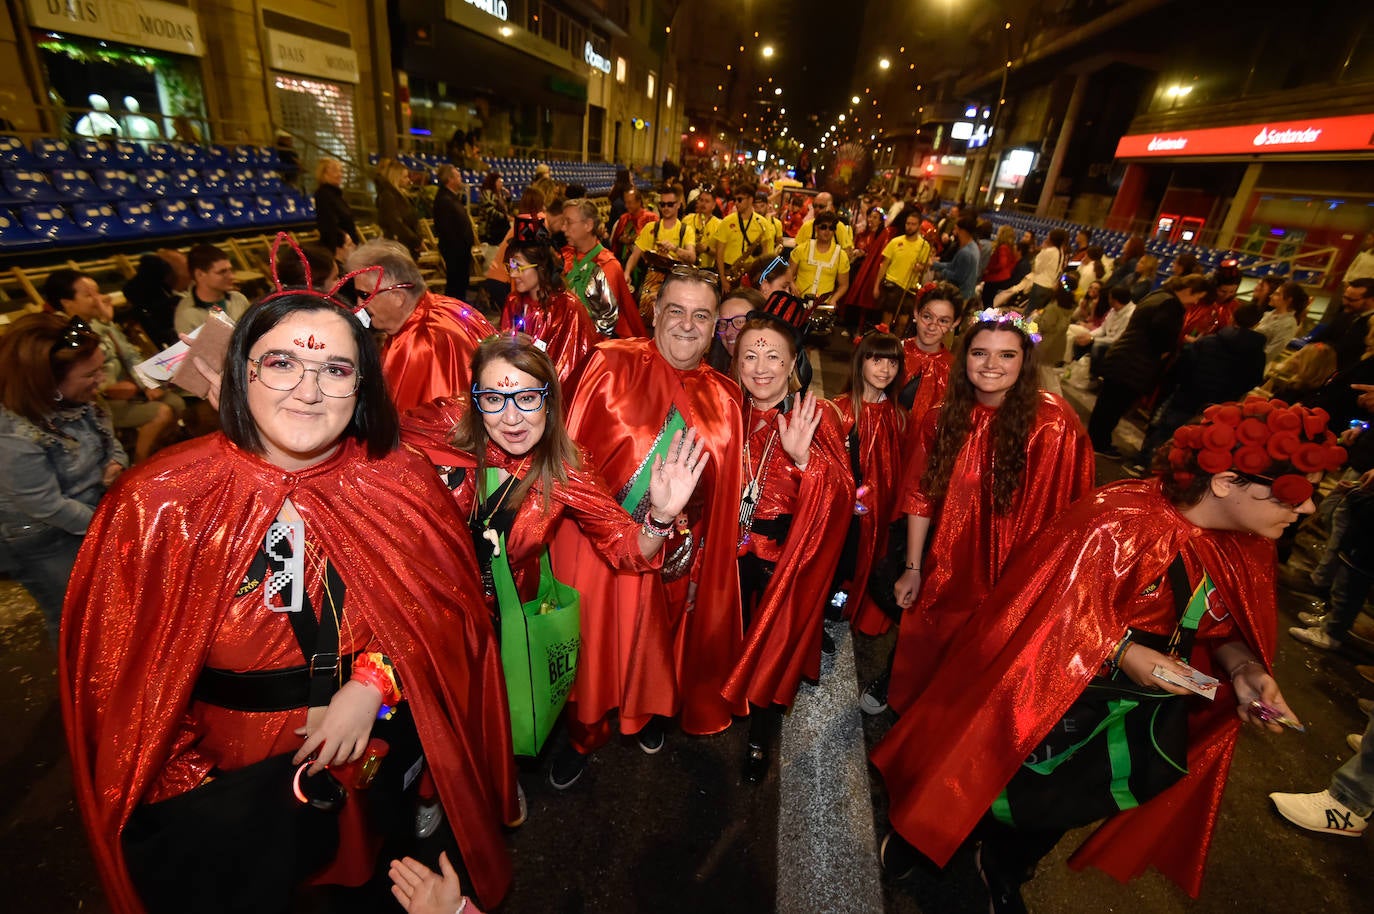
250;351;361;398
715;314;748;335
668;263;720;287
471;385;549;414
1233;470;1313;508
359;281;416;310
61;317;96;348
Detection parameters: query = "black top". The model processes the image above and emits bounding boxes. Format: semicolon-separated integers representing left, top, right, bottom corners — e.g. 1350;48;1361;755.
434;185;475;252
314;182;360;249
1100;288;1185;393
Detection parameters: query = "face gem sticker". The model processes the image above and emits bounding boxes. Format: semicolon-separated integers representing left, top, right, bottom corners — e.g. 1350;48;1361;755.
497;375;521;389
293;335;328;350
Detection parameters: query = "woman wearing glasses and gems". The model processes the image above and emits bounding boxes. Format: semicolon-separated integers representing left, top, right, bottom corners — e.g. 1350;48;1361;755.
0;313;127;645
707;287;765;374
875;398;1339;910
499;241;598;384
727;312;853;782
62;293;520;913
896;283;959;461
860;309;1094;716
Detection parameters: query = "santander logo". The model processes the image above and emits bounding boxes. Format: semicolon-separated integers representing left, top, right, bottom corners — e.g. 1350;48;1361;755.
1253;126;1323;146
1147;135;1187;151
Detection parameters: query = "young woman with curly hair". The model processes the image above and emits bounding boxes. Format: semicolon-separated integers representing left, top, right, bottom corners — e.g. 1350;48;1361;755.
879;311;1096;713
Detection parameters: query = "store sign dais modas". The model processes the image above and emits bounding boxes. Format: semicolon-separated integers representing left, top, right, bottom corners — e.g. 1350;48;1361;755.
266;29;359;84
28;0;204;57
1116;112;1374;158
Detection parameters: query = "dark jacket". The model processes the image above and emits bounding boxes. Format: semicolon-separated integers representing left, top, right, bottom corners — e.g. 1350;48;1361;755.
1100;288;1185;393
1308;308;1374;373
1168;326;1266;413
314;182;360;250
433;185;475;254
377;181;421;256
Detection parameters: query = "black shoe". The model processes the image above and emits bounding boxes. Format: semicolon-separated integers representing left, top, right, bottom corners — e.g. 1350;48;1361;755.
548;745;588;790
821;629;837;655
636;719;665;755
879;831;920;881
975;844;1029;914
742;742;769;783
1093;445;1122;460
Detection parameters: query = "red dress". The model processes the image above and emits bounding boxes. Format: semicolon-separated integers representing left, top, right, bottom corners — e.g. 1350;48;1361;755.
833;395;906;635
873;481;1279;898
843;225;895;315
897;340;953;469
552;339;744;740
499;289;598;385
401;397;657;602
723;400;853;708
61;435;517;912
887;393;1095;711
381;291;496;413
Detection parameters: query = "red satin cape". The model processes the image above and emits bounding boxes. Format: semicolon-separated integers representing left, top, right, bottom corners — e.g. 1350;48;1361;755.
60;434;518;913
723;400;854;707
552;339;744;735
381;291;495;413
833;395;907;635
842;225;895;314
872;480;1279;898
898;340;953;468
498;290;598;386
888;392;1095;711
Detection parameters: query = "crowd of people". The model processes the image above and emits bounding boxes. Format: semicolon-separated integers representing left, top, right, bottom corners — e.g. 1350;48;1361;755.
2;158;1373;914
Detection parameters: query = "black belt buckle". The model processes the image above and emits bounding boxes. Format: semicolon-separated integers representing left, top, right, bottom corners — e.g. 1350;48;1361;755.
309;652;340;676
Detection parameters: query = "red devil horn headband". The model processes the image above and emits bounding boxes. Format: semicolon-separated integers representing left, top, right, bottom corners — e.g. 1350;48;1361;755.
259;231;385;328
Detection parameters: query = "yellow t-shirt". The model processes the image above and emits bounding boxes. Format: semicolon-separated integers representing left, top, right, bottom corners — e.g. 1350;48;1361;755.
790;240;851;298
713;211;777;268
794;219;854;251
880;234;933;290
684;213;721;268
634;218;697;260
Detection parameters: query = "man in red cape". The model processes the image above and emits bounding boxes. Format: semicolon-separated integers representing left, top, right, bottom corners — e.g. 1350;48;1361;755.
61;434;519;913
561;197;647;339
873;397;1344;905
348;239;496;412
549;268;743;784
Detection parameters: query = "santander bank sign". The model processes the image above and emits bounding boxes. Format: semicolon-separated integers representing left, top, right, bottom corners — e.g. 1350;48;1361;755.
1116;112;1374;158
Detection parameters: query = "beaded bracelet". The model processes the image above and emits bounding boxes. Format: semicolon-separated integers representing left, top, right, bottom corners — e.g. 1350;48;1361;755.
644;512;675;533
1104;634;1133;675
641;522;672;539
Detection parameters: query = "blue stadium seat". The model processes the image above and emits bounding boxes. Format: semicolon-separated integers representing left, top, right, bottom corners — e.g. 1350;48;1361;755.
169;142;205;168
194;196;227;228
3;169;63;203
163;168;200;197
113;139;147;168
19;203;91;244
0;135;38;169
256;170;283;192
255;146;282;168
0;208;45;251
73;137;121;168
154;198;195;234
205;145;234;168
144;142;177;166
223;195;254;227
117;200;157;234
33;138;76;168
71;201;127;238
254;194;282;224
200;168;228;194
227;145;253;167
226;168;255;195
93;168;144;200
50;169;106;201
135;169;173;198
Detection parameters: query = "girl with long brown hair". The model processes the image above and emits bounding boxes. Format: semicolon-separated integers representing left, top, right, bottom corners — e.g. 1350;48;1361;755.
869;310;1095;714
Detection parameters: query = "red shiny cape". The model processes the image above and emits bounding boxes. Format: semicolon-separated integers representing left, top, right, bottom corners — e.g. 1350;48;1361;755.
889;392;1095;710
833;395;907;635
562;246;647;339
872;481;1279;898
400;397;656;600
381;291;496;413
59;434;517;913
842;225;896;312
898;340;953;468
724;400;854;707
499;290;598;386
552;339;744;735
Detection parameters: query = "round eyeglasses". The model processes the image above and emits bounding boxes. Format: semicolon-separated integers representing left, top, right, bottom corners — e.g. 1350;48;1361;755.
250;352;361;398
471;385;549;414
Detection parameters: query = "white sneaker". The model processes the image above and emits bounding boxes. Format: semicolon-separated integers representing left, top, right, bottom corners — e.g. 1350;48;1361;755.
1357;698;1374;716
1269;789;1368;836
1288;626;1341;650
1349;733;1364;753
1297;610;1328;626
415;799;444;838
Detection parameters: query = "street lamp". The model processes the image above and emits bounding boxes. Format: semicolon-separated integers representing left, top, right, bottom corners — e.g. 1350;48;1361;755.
879;58;890;70
762;45;774;58
851;95;860;105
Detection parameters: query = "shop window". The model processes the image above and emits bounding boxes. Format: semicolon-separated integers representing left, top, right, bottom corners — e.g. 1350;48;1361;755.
274;75;358;185
616;57;627;83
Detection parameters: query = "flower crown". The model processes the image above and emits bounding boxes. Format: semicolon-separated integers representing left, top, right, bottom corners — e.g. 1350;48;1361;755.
1166;396;1346;504
972;307;1040;344
259;232;384;328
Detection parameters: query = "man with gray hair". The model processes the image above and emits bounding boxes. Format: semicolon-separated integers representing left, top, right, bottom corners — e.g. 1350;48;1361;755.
433;163;475;298
346;239;494;412
562;198;645;338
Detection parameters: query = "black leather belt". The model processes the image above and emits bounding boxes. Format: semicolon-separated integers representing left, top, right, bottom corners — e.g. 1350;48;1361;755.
193;656;354;713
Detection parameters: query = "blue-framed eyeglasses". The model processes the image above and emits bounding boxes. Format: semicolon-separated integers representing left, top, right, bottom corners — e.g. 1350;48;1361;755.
471;385;549;414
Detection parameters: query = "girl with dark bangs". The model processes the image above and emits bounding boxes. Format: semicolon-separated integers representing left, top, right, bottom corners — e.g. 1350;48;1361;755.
833;331;908;637
873;311;1095;714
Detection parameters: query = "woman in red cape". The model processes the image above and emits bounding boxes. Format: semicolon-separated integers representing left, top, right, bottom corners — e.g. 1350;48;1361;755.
873;396;1343;905
725;314;854;781
841;207;893;326
896;283;960;464
499;241;598;385
61;295;519;913
833;330;907;636
882;309;1095;714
